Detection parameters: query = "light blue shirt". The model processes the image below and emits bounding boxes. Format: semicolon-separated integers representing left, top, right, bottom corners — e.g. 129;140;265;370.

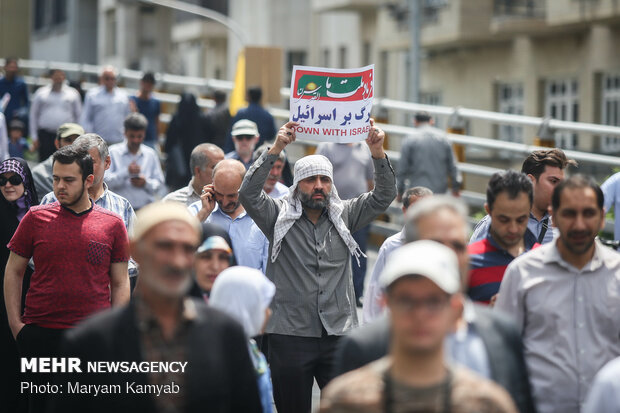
105;142;164;210
470;212;556;244
362;229;405;323
40;184;138;277
602;172;620;241
582;356;620;413
445;300;492;379
80;86;130;144
268;181;288;199
188;201;269;273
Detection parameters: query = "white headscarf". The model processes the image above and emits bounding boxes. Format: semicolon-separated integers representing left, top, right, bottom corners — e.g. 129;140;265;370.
271;154;364;265
209;266;276;338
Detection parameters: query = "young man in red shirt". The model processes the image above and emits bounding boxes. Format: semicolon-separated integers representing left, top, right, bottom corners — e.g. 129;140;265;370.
4;145;130;413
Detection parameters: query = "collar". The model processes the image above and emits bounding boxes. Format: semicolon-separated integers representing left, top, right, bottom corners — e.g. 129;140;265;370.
212;203;247;221
60;199;94;216
485;230;538;255
134;293;198;332
529;211;550;223
188;178;201;197
121;143;143;156
542;239;605;273
92;183;109;203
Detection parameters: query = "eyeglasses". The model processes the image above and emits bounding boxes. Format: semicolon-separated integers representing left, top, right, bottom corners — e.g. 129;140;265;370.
390;294;450;315
0;174;23;186
234;135;255;141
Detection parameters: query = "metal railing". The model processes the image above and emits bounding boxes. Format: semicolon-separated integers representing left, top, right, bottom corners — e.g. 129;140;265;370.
13;59;618;236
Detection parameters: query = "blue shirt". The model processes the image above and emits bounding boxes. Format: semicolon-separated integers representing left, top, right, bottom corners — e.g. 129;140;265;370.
40;184;138;276
188;201;268;273
601;172;620;241
0;76;29;124
130;95;160;145
80;86;130;144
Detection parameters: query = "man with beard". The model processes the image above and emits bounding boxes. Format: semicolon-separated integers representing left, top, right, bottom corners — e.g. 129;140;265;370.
188;159;268;272
48;202;262;413
467;171;539;304
238;119;396;413
496;175;620;413
4;145;130;413
106;113;164;210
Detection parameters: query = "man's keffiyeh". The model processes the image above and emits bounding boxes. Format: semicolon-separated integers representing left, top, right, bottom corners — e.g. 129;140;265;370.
271;154;365;264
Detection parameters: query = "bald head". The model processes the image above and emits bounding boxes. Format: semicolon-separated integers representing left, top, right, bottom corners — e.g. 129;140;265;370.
212;159;246;215
100;65;118;92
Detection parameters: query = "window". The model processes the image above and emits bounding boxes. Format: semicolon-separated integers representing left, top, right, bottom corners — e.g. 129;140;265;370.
545;79;579;149
52;0;67;25
363;42;371;66
601;74;620;153
338;46;347;69
322;49;330;67
105;10;117;57
286;50;307;84
34;0;46;30
497;83;524;143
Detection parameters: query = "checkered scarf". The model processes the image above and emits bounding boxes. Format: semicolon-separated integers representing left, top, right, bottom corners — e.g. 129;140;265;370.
271;154;365;264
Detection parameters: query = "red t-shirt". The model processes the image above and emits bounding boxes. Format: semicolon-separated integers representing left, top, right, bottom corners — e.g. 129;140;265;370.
8;202;130;328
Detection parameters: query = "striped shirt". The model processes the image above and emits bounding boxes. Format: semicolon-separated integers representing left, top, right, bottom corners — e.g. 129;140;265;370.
41;184;138;276
467;231;539;304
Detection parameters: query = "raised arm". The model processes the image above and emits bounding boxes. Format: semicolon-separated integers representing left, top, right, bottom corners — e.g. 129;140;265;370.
239;121;298;238
345;119;397;232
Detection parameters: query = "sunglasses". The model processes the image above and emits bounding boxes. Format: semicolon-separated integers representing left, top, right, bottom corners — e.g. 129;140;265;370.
0;174;23;186
234;135;255;141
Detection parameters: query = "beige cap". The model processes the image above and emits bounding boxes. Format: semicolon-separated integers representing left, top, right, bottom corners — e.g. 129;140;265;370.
56;123;85;139
379;240;460;294
231;119;259;137
133;202;202;242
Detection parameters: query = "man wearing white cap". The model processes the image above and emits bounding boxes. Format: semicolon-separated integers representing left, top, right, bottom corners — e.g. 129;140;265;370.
226;119;260;170
49;202;262;413
321;241;518;413
239;119;396;413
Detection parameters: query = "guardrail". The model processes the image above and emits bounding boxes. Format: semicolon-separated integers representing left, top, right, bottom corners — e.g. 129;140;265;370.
14;59;617;237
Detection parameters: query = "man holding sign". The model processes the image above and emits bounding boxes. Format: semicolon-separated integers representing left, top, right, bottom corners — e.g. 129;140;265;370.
239;118;396;413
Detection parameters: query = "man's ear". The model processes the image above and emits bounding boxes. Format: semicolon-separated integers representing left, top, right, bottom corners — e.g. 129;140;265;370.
484;203;490;215
54;139;61;150
527;174;536;184
104;156;111;171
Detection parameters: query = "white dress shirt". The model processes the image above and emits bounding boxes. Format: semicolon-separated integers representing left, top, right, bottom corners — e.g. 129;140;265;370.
105;142;164;210
29;83;81;140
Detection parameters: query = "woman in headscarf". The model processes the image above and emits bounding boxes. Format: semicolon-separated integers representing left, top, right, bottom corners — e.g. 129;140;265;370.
188;223;236;301
0;157;38;411
210;267;276;413
165;92;206;189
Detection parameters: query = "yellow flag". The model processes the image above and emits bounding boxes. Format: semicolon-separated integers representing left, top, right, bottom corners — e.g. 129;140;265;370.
229;50;246;116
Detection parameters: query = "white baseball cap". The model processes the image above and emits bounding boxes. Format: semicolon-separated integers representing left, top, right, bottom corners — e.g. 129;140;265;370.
379;240;460;294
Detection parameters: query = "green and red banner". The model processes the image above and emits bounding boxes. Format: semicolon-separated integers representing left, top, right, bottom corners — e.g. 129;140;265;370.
289;65;374;143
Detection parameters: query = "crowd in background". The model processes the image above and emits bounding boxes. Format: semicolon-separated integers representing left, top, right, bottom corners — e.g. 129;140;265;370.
0;58;619;413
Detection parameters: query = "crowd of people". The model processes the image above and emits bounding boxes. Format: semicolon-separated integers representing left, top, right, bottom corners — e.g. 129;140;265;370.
0;58;619;413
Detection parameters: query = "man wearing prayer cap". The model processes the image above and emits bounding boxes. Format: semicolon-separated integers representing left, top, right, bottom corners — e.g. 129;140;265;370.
48;202;262;413
239;119;397;413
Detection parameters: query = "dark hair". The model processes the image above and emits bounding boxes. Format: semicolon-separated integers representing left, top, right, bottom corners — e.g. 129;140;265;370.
4;57;18;66
213;90;226;104
414;111;432;123
486;170;533;211
141;72;156;84
521;148;578;180
49;68;63;77
403;186;433;209
52;145;93;181
124;112;148;131
247;86;262;103
551;174;604;211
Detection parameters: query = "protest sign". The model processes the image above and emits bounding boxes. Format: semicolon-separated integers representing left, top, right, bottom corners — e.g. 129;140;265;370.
289;64;374;143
